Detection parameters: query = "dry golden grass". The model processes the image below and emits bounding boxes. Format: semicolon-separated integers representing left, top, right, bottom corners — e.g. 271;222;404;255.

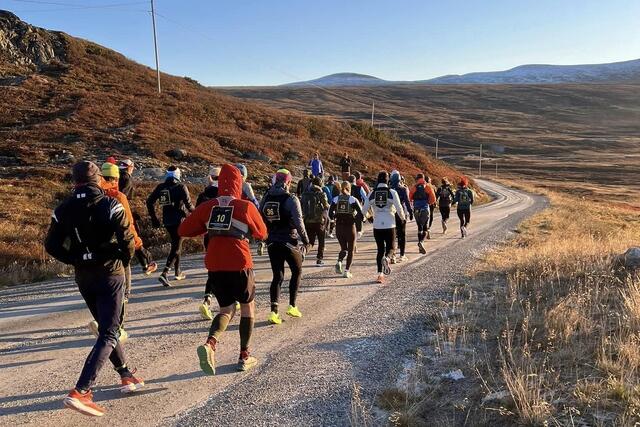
372;189;640;425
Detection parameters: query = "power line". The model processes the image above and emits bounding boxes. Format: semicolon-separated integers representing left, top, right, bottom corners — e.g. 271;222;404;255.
7;0;147;6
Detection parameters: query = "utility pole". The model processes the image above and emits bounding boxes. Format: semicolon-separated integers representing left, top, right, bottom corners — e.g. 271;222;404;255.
371;101;375;127
435;136;439;159
150;0;161;94
478;144;483;176
495;160;498;178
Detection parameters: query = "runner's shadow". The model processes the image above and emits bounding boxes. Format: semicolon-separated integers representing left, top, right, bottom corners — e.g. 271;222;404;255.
0;358;54;369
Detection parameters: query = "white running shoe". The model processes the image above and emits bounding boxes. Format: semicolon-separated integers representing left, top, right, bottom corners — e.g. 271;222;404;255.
382;256;392;275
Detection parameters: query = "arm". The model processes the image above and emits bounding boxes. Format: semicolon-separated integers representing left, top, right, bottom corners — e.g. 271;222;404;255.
362;195;372;220
400;188;413;217
117;193;142;249
244;182;260;208
146;186;161;226
409;186;415;202
182;184;195;213
392;190;406;221
352;197;364;218
246;202;268;241
328;200;337;220
427;187;437;206
469;190;474;205
44;209;75;265
178;202;210;238
110;200;135;265
289;196;309;245
319;161;324;176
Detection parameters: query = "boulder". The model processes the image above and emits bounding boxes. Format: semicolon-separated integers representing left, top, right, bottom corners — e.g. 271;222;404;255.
615;247;640;273
242;150;271;162
140;167;165;179
166;148;187;160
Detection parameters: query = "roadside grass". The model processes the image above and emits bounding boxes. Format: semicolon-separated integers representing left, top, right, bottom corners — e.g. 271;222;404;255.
365;189;640;426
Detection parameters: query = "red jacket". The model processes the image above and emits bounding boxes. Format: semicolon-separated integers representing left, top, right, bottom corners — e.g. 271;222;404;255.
409;178;437;205
179;164;267;272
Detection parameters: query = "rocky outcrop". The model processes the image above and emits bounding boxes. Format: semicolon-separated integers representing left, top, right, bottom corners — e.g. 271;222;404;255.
0;10;67;75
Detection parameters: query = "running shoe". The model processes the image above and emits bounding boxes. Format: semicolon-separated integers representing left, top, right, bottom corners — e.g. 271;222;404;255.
197;342;216;376
120;374;145;394
144;262;158;276
63;389;105;417
237;351;258;372
199;302;213;321
88;320;99;338
343;270;353;279
267;311;282;325
118;328;129;344
357;231;363;239
418;241;426;254
316;259;324;267
442;221;448;234
390;256;397;265
335;260;343;274
376;274;385;284
382;256;392;275
257;242;266;256
426;230;431;240
398;255;408;263
235;302;241;311
175;272;187;281
328;233;335;239
158;273;171;287
286;305;303;318
460;227;465;239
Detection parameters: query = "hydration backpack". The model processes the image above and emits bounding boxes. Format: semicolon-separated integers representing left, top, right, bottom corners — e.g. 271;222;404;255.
413;183;427;201
301;190;325;222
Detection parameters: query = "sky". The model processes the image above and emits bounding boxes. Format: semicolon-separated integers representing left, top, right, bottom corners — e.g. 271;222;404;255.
5;0;640;86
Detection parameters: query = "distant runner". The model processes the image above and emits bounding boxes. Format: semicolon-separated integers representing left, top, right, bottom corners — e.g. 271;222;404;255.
363;171;406;284
308;152;324;178
339;152;352;180
390;170;413;263
146;166;194;287
45;161;142;417
453;177;474;238
323;176;340;238
347;174;367;237
436;177;455;233
260;169;310;324
425;176;437;233
296;169;312;197
354;171;371;195
236;163;260;208
178;164;267;375
329;181;364;278
301;176;330;266
409;173;437;254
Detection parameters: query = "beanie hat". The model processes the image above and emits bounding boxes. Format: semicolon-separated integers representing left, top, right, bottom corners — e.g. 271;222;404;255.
72;161;102;185
119;159;133;169
235;163;248;181
166;166;181;181
275;168;292;184
101;162;120;179
459;177;469;187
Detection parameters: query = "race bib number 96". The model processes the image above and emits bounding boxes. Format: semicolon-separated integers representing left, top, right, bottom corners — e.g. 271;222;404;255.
263;201;281;222
207;206;234;231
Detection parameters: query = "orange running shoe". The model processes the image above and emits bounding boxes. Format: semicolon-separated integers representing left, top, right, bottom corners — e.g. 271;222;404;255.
376;274;385;284
63;389;105;417
120;374;145;394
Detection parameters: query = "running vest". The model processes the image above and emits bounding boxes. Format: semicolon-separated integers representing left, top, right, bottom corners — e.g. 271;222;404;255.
261;192;292;230
207;196;249;240
352;185;364;204
439;186;453;207
336;195;354;217
413;183;427;201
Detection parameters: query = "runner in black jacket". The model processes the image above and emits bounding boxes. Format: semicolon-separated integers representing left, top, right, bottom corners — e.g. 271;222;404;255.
44;161;143;417
146;166;194;287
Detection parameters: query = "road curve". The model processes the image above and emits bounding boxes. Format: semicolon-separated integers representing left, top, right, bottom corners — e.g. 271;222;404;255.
0;180;545;426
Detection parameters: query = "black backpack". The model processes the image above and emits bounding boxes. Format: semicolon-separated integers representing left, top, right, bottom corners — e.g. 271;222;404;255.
413;183;427;201
301;190;325;222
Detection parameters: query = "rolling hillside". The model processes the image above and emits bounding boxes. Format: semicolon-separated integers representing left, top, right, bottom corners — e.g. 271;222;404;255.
0;10;466;284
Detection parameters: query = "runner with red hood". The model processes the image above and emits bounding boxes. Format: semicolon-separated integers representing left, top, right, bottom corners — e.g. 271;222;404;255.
179;164;267;374
409;173;437;254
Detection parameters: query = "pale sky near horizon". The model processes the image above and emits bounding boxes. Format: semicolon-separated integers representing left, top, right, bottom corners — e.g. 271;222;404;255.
5;0;640;86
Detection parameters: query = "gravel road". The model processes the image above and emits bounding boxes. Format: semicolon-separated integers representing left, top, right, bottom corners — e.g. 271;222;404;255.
0;180;545;426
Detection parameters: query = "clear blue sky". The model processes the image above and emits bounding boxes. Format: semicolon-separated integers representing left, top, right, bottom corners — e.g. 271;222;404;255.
6;0;640;86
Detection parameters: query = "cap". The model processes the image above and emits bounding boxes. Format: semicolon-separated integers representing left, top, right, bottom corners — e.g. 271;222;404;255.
106;156;117;165
72;161;101;184
166;167;182;181
118;159;133;169
101;162;120;179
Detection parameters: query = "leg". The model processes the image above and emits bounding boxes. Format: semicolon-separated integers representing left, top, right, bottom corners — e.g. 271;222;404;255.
134;247;150;270
373;228;385;273
337;224;349;262
396;218;406;256
457;209;465;228
384;228;396;258
163;225;180;271
123;266;132;301
76;275;126;391
345;224;357;270
306;221;317;247
284;246;303;308
428;205;435;229
464;210;471;227
316;222;325;260
236;269;257;354
267;243;286;313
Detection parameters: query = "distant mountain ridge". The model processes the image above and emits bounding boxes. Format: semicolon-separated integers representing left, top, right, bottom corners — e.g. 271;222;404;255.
283;59;640;87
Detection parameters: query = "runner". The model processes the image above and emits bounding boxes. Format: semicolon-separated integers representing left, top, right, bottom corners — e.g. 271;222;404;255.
354;171;371;194
425;176;437;233
389;170;413;263
409;173;437;254
178;164;268;375
236;163;260;209
301;176;329;266
323;175;340;238
259;168;310;324
146;166;194;287
453;177;474;238
308;152;324;178
339;152;352;180
44;161;143;417
295;169;311;197
362;171;406;284
118;159;135;200
329;181;364;278
436;177;455;233
347;175;367;237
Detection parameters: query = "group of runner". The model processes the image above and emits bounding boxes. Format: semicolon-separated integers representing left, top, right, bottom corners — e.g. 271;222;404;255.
44;152;474;417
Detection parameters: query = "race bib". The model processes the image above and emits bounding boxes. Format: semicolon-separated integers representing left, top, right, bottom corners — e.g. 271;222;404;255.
263;201;281;222
207;206;234;231
158;189;172;207
337;199;350;214
374;190;388;208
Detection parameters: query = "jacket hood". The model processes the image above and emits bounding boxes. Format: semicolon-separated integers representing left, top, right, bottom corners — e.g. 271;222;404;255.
217;163;243;198
100;179;119;198
356;178;366;186
268;184;289;196
72;183;104;207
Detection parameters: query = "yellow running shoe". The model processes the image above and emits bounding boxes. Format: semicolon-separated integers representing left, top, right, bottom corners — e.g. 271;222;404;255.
88;320;99;338
267;311;282;325
286;305;302;318
235;302;241;311
199;303;213;321
197;342;216;376
118;328;129;344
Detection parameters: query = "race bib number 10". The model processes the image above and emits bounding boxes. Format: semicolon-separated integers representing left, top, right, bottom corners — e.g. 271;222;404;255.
207;206;234;231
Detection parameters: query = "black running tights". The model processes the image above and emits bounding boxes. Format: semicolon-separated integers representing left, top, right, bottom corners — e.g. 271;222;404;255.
373;228;395;273
268;243;303;308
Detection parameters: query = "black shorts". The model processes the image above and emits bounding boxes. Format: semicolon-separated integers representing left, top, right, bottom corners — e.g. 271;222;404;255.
207;269;256;308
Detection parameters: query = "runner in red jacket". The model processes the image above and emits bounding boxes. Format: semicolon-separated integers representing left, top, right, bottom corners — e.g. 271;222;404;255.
179;164;267;374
